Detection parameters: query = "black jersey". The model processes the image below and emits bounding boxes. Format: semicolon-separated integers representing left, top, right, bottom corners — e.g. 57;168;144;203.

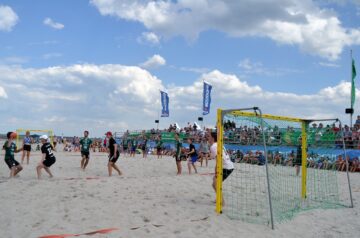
109;137;119;157
189;143;197;156
41;143;56;160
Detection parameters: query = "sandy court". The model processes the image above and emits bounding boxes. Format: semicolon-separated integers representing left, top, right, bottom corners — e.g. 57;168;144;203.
0;147;359;238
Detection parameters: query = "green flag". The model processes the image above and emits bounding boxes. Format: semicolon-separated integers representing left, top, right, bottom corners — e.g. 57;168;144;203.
351;58;356;108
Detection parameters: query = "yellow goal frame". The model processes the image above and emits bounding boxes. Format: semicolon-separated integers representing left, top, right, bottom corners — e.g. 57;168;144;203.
215;108;308;229
16;129;54;147
215;107;354;229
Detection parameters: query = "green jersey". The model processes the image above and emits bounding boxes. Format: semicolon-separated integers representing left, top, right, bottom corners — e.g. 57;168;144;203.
3;140;16;160
156;140;163;148
175;140;182;157
80;137;93;152
122;139;128;148
132;140;138;147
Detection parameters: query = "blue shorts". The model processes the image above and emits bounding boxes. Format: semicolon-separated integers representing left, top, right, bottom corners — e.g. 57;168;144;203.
190;155;198;163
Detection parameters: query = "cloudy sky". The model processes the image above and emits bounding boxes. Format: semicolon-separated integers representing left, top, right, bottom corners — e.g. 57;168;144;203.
0;0;359;136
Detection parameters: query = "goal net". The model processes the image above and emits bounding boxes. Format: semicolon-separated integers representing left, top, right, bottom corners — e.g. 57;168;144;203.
215;107;353;229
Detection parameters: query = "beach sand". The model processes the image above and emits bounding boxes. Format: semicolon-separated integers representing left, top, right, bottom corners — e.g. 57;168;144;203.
0;147;359;238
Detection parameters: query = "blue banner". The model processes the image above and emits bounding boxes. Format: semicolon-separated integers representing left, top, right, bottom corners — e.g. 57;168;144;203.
160;91;169;117
202;81;212;115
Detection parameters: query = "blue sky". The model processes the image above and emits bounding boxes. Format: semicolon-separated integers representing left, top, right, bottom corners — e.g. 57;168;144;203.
0;0;359;136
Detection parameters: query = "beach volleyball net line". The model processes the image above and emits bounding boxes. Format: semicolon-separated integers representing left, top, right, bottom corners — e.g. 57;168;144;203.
215;107;354;229
16;129;54;149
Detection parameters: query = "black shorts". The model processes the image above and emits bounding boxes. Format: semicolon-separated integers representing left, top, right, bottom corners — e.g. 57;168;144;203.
223;169;233;181
175;155;182;162
81;151;90;159
294;158;302;166
23;144;31;152
5;157;20;169
43;158;56;168
109;153;120;163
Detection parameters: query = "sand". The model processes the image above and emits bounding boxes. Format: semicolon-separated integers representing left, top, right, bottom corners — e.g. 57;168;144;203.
0;146;359;238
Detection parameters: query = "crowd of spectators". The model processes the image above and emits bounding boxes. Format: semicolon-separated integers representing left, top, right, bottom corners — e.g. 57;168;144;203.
222;120;360;149
118;117;360;172
226;149;359;172
121;116;360;150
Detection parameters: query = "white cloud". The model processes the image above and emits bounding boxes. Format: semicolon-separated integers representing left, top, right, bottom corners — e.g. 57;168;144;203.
169;70;360;124
42;53;63;60
28;40;59;46
140;54;166;69
0;5;19;31
238;58;301;76
179;66;210;74
0;56;28;64
137;32;161;45
0;63;358;136
319;62;341;68
239;58;263;71
43;17;64;30
24;90;84;101
45;116;66;123
0;86;7;98
91;0;360;60
0;64;165;135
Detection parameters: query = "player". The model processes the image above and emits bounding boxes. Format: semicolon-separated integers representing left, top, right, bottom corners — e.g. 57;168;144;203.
141;135;148;158
80;130;93;171
174;133;182;175
186;138;198;174
295;137;302;176
209;131;234;204
106;131;122;176
3;132;23;178
199;137;210;167
156;136;163;159
122;137;128;157
21;131;32;164
37;135;56;179
130;138;138;157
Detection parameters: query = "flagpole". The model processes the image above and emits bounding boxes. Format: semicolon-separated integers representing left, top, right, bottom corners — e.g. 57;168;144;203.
157;110;160;130
202;79;205;131
157;90;161;131
202;117;204;131
350;50;353;128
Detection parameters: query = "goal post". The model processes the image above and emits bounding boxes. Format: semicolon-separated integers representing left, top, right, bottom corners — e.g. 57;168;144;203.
215;107;353;228
215;108;224;215
16;129;54;147
301;120;308;199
